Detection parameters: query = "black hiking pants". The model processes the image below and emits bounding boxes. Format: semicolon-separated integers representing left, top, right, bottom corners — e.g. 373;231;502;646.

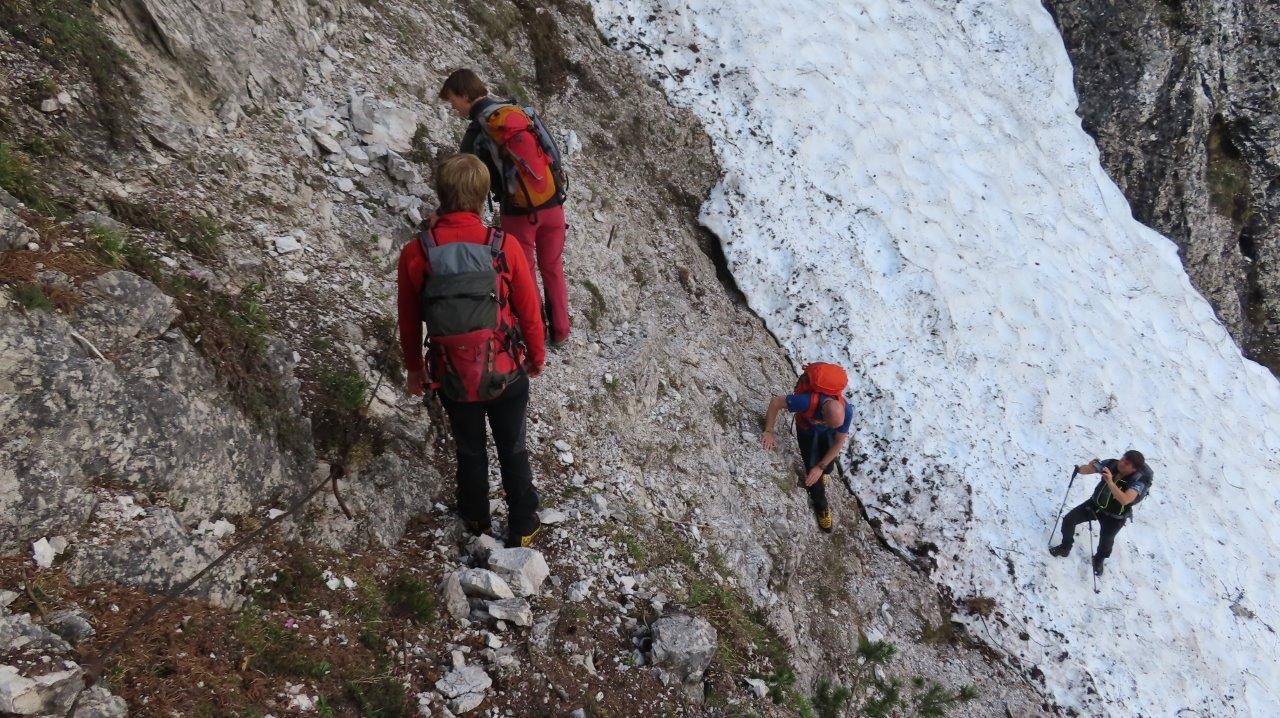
795;427;831;513
1058;500;1125;562
440;374;539;536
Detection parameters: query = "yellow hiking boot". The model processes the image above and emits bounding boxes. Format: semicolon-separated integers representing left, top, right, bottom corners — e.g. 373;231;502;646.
816;508;833;533
506;520;542;548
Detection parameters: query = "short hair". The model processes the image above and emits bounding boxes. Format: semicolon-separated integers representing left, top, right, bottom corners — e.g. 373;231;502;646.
1122;449;1146;470
435;154;489;214
439;69;488;101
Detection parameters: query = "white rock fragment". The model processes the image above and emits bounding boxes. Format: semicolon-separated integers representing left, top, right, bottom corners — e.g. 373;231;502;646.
272;235;303;254
487;548;549;597
442;572;470;622
111;496;144;521
435;665;491;712
31;538;55;569
310;130;342;155
458;569;514;600
567;579;591;602
538;508;567;525
197;518;236;538
485;598;532;627
590;494;610;515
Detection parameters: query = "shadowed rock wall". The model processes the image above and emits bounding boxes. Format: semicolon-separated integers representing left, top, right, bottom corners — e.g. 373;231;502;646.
1043;0;1280;372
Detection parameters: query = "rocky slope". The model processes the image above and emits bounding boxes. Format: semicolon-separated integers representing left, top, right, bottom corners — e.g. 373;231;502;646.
1;0;1052;715
1042;0;1280;372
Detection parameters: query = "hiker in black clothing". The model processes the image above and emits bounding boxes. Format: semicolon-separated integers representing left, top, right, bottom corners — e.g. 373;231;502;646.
1049;449;1152;576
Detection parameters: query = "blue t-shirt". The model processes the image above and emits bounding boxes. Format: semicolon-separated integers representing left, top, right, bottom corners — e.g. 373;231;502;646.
786;393;853;434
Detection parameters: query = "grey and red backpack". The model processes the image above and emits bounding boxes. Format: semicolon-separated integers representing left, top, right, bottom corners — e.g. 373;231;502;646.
418;227;526;402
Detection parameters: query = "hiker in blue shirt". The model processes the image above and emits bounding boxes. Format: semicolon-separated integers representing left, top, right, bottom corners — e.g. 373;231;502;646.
762;363;853;533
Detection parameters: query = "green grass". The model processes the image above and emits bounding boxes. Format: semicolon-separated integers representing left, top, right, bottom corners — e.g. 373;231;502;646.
236;606;332;679
347;674;411;717
386;574;436;624
812;679;851;718
0;143;62;215
404;124;432;165
1206;123;1251;222
187;215;225;258
581;278;606;329
0;0;137;144
10;282;53;311
912;680;979;718
104;196;226;258
88;223;127;266
710;396;734;429
257;552;325;603
319;368;369;414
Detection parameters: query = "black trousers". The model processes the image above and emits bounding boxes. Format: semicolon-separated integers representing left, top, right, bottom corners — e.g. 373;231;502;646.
795;427;831;513
1058;500;1125;561
439;374;539;536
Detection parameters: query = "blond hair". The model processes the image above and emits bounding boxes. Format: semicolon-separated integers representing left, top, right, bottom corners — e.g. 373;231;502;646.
436;154;490;214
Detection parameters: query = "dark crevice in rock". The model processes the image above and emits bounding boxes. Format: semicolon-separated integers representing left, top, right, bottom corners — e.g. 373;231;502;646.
693;223;746;308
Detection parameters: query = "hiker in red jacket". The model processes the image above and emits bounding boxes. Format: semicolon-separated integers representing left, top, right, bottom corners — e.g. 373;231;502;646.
761;363;854;533
397;154;546;547
439;68;572;346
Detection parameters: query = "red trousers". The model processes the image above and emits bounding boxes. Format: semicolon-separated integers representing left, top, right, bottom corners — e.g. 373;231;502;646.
501;205;570;343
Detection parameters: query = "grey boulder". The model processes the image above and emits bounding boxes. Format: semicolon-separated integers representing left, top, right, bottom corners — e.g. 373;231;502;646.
650;614;718;683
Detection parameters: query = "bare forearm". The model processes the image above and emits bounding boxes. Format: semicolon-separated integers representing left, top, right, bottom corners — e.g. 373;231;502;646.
764;396;785;432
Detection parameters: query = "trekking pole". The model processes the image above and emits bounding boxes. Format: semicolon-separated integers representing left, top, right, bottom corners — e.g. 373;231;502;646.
1047;467;1078;547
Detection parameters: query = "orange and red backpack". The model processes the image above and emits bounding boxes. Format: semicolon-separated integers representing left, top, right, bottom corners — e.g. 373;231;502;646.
793;362;848;429
473;102;566;215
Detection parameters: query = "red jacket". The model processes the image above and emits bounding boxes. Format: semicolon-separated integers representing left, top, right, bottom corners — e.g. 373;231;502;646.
396;212;546;374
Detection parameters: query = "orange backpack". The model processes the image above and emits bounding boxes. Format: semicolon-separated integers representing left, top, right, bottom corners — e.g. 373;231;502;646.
474;102;566;213
793;362;848;428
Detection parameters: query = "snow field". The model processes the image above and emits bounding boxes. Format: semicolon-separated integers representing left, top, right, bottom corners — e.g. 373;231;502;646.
589;0;1280;715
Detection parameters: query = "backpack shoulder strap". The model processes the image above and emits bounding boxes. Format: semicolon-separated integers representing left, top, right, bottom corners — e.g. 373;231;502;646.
417;229;438;273
418;228;439;251
796;392;820;423
475;99;508;124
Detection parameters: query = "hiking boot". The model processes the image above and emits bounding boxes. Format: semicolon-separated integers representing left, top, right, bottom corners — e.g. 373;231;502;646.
506;519;542;548
815;507;833;533
1093;557;1105;577
1048;543;1071;558
464;519;491;536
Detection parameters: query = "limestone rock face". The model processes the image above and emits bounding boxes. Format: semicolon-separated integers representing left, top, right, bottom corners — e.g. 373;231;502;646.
1043;0;1280;371
0;271;311;602
75;270;179;354
106;0;317;117
0;206;38;251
